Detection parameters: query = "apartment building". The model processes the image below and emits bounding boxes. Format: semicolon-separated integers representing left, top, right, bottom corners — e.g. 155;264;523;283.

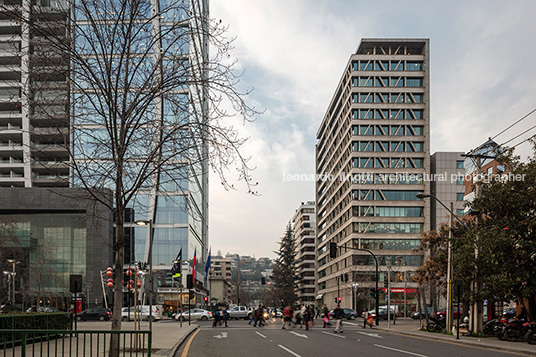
292;201;316;304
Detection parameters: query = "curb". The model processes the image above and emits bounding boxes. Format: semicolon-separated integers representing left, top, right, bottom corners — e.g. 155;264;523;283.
167;325;198;357
377;327;536;356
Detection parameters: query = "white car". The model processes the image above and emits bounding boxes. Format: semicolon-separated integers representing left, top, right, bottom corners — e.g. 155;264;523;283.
121;305;162;321
175;308;212;321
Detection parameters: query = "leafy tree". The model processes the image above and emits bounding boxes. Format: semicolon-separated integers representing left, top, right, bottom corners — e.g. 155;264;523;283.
271;223;298;307
467;144;536;320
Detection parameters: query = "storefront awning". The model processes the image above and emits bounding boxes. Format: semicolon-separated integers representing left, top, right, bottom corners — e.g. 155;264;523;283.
315;294;323;300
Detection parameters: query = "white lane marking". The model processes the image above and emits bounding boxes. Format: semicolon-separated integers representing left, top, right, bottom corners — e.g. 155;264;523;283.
374;344;429;357
356;331;383;338
278;344;302;357
344;321;359;326
321;331;346;338
255;331;267;339
213;332;227;339
289;331;308;339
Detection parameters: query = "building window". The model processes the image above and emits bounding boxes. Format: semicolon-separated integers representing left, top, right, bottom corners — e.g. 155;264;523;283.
456;193;464;201
456;177;464;185
406;77;423;87
406;62;423;71
456;160;464;169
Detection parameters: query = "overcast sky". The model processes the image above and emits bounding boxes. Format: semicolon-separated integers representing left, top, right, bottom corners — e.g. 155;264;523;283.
207;0;536;259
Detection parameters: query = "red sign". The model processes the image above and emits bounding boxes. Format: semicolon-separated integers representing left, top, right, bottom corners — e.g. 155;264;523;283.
380;288;416;293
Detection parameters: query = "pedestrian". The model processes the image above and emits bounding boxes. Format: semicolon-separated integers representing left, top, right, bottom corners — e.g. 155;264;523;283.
222;307;229;327
367;313;374;329
303;306;312;330
249;308;257;326
254;305;265;327
362;310;368;329
333;304;344;333
282;305;292;329
322;304;330;328
294;308;302;328
212;308;220;328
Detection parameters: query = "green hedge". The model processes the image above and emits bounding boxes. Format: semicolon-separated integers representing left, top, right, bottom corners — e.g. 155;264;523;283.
0;313;72;330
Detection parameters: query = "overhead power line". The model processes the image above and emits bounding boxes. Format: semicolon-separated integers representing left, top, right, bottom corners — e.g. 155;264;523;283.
501;123;536;146
492;107;536;140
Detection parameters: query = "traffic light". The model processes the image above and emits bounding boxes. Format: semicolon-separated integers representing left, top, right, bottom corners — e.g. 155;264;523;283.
189;290;195;300
340;274;344;283
384;274;388;288
261;277;266;285
369;288;375;298
334;297;338;303
337;297;341;303
204;296;208;303
187;274;193;289
344;273;349;282
329;242;337;258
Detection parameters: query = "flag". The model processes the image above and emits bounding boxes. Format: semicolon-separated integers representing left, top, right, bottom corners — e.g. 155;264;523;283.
204;248;211;284
192;248;197;286
171;248;182;278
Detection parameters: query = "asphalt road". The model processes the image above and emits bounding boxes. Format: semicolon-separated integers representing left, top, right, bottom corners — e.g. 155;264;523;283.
176;318;522;357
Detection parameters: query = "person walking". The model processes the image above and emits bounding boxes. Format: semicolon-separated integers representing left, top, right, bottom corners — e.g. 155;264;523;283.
303;306;312;330
222;307;229;327
254;305;265;327
322;304;330;328
362;310;368;329
212;308;220;328
333;305;344;333
282;305;292;329
294;307;302;328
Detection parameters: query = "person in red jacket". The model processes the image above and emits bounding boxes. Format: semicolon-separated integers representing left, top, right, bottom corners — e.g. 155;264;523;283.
282;305;293;329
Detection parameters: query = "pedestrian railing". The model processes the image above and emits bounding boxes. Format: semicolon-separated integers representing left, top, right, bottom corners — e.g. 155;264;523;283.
0;329;152;357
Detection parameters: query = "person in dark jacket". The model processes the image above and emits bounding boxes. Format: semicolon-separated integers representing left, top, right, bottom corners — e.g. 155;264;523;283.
333;305;344;333
212;308;220;328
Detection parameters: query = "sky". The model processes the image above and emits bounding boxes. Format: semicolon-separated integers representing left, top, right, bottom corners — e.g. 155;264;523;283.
207;0;536;259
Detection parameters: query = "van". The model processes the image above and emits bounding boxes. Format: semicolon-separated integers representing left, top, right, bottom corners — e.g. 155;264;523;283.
121;305;162;321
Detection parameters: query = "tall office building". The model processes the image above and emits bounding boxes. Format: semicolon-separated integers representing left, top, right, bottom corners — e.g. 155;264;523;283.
315;39;430;313
0;0;70;187
291;201;316;304
71;0;210;307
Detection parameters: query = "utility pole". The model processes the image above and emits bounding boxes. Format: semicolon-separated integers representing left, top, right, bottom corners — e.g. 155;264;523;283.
387;261;391;329
447;202;454;333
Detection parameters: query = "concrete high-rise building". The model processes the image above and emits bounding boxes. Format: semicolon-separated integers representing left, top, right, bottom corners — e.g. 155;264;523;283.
208;258;232;305
315;39;430;313
430;152;466;229
0;0;70;187
292;201;316;304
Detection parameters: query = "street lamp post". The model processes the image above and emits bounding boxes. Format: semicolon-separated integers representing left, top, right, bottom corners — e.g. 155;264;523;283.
352;283;359;311
135;219;154;332
416;193;469;333
7;259;20;304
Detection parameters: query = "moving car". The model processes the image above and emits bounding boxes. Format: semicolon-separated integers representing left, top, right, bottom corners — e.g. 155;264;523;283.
228;306;252;320
175;308;212;321
77;307;112;321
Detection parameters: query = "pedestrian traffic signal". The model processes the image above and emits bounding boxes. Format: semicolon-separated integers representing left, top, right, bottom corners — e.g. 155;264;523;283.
186;274;193;289
329;242;337;258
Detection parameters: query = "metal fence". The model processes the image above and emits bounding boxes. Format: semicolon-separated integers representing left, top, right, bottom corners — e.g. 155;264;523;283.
0;330;152;357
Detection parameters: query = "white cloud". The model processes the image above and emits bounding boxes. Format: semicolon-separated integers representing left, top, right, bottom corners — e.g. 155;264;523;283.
208;0;536;258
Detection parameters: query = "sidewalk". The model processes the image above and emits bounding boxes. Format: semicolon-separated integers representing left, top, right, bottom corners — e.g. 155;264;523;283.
371;318;536;356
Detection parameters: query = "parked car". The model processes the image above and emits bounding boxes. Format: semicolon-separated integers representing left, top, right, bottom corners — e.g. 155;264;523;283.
77;307;112;321
503;307;516;319
329;308;359;320
368;307;396;320
26;306;60;313
121;305;162;321
436;307;462;319
411;307;434;319
175;308;212;321
228;306;252;320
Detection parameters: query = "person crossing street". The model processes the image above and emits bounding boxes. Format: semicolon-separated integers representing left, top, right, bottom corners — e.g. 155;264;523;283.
333;305;344;333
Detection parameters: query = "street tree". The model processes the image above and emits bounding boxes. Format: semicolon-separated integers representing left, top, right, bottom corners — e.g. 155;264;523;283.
2;0;259;349
271;223;298;307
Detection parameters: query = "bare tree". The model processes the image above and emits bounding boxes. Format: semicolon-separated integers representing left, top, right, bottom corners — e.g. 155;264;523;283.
2;0;259;348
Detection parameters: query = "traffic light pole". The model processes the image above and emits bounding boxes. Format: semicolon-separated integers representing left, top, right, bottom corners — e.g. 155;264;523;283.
331;243;379;326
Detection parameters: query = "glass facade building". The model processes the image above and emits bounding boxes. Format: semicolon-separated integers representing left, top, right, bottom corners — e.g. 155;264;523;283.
315;39;430;315
71;0;209;289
